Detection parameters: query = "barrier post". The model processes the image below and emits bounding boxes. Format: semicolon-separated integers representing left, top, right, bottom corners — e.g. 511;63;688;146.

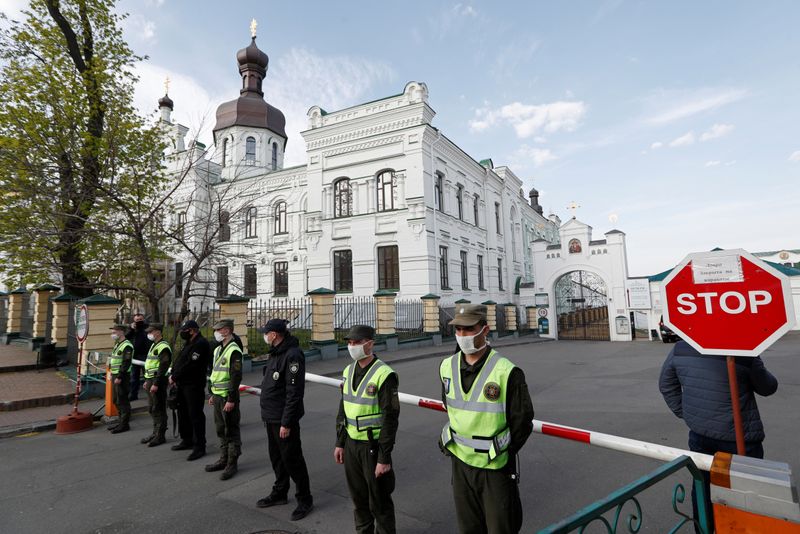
105;360;118;417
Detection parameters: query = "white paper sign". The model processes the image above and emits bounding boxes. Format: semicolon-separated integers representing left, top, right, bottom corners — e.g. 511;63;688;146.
691;254;743;284
625;278;652;309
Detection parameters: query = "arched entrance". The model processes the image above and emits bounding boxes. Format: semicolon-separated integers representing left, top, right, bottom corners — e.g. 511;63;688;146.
554;270;610;341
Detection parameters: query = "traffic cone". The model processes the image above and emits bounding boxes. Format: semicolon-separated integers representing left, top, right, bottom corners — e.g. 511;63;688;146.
105;364;118;417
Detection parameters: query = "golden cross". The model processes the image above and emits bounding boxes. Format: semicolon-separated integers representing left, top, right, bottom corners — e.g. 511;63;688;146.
164;76;170;95
250;18;258;38
567;201;580;217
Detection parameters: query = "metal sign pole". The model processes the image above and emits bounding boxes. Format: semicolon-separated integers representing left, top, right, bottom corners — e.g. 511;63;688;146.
726;356;746;455
72;340;84;413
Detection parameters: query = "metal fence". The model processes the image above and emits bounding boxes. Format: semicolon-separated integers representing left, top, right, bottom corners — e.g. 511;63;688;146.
438;306;456;339
395;299;424;341
495;304;509;335
335;296;376;346
247;298;313;354
19;291;34;338
0;295;8;334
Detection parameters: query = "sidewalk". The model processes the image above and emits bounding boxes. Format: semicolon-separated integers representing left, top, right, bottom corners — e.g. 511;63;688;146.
0;334;549;437
0;342;39;372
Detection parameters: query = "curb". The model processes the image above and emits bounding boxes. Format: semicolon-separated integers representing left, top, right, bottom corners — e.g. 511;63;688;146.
0;404;150;439
0;393;74;412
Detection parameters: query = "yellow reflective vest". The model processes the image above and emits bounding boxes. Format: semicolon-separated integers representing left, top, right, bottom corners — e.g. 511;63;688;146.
109;339;133;375
342;358;394;441
210;341;241;397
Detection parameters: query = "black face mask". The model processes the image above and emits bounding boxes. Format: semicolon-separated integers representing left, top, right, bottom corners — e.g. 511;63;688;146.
135;320;144;329
179;330;191;341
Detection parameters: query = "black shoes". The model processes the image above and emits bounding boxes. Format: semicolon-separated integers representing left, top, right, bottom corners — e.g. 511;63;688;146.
140;434;154;444
148;435;166;447
186;449;206;461
220;459;238;480
111;424;130;434
107;424;118;432
291;500;314;521
171;441;193;451
205;458;227;472
256;494;289;508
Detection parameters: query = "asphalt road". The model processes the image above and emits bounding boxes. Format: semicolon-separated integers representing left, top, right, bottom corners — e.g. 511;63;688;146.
1;334;798;534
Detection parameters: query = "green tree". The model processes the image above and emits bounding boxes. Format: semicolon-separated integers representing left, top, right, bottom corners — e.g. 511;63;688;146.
0;0;167;298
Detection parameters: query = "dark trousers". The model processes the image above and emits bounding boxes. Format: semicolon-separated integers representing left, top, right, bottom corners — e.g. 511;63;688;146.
177;383;206;449
145;378;167;436
213;394;241;458
112;375;131;426
265;422;312;503
451;456;522;534
688;430;764;534
344;438;396;534
129;363;143;400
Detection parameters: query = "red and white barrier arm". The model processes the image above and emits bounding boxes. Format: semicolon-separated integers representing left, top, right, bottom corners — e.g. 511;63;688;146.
239;372;713;471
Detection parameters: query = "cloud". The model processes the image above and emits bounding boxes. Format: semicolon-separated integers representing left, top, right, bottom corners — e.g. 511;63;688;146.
511;145;558;170
453;3;478;17
470;100;586;138
644;88;748;125
705;160;721;167
650;141;663;149
668;131;695;147
123;14;157;43
700;123;734;141
0;0;27;17
789;151;800;162
491;38;540;78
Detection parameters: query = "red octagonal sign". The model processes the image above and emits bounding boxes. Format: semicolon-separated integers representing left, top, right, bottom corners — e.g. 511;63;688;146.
661;249;796;356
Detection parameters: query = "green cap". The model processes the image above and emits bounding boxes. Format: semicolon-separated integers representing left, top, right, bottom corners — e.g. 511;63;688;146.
448;304;487;327
212;318;234;331
109;324;128;332
145;323;164;333
344;324;375;341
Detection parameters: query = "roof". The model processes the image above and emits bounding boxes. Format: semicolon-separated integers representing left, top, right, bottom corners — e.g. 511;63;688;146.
479;158;494;169
589;239;607;246
605;229;625;235
754;249;800;256
546;244;560;250
213;95;286;140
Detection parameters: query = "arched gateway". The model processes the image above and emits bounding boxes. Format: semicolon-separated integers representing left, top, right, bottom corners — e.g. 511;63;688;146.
554;270;610;341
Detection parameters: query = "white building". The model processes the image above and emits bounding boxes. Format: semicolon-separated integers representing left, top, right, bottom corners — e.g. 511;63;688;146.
161;33;559;309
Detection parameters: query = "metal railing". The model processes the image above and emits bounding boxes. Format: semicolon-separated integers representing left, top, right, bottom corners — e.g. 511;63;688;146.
0;296;8;334
19;291;34;338
334;296;376;346
247;298;313;354
438;306;455;339
539;455;710;534
395;299;424;341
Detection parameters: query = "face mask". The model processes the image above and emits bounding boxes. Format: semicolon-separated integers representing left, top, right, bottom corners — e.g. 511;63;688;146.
263;334;272;346
456;328;487;355
348;343;369;361
214;331;224;343
111;333;120;342
146;333;155;342
135;320;144;328
180;331;191;341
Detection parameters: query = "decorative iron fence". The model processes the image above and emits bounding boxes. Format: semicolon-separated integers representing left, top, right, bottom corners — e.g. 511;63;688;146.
335;296;376;346
539;455;711;534
495;304;510;336
394;299;424;341
19;291;34;338
247;298;313;354
438;306;455;339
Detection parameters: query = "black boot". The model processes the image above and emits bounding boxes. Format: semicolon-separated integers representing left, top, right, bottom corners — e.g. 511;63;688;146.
220;456;238;480
171;441;193;451
186;448;206;461
205;456;227;472
107;423;119;432
148;434;166;447
291;498;314;521
140;434;155;444
111;424;130;434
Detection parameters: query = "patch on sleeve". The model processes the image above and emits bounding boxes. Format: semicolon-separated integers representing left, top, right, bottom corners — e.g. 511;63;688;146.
289;362;299;374
191;352;199;361
233;359;241;371
443;377;450;395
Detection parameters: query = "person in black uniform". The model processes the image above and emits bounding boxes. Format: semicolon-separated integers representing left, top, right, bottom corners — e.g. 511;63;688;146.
334;325;400;534
169;320;211;461
125;313;152;401
255;319;313;522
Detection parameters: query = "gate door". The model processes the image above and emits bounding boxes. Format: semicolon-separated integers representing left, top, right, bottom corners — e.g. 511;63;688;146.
555;270;610;341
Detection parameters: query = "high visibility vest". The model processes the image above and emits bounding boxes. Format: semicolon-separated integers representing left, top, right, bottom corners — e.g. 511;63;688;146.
210;341;241;397
109;339;134;375
439;349;515;469
341;358;394;441
144;340;171;379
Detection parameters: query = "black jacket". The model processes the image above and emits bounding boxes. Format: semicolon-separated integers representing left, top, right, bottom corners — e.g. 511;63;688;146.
172;334;211;387
125;321;153;358
260;334;305;426
659;341;778;442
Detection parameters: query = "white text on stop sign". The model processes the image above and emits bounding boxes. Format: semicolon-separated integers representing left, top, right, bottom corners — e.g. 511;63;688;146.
676;290;772;315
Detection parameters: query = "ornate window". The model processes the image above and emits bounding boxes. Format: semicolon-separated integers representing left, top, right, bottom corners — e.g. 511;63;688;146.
219;210;230;242
176;212;187;239
334;178;352;218
333;250;353;292
434;172;443;211
245;207;257;238
456;185;464;220
473;195;480;226
274;201;287;234
460;250;469;290
498;258;504;291
477;255;485;290
376;170;395;212
216;265;228;298
221;138;228;167
439;246;450;289
245;136;256;165
244;264;257;297
273;262;288;296
377;245;399;290
271;142;278;169
495;202;502;235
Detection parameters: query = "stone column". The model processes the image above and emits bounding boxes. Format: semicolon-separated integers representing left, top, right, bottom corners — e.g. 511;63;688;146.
374;290;398;351
505;304;518;336
308;288;337;359
421;294;441;336
79;295;122;375
215;294;251;356
51;293;73;348
32;284;60;345
482;300;498;341
526;306;537;331
5;287;26;339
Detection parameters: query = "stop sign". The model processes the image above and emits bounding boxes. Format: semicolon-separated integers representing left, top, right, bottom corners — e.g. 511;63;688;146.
661;249;796;356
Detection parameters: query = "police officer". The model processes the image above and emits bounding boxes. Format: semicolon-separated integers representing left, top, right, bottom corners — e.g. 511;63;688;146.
140;323;172;447
439;304;534;534
170;320;211;461
334;325;399;534
204;319;243;480
255;319;313;521
108;324;134;434
126;313;152;401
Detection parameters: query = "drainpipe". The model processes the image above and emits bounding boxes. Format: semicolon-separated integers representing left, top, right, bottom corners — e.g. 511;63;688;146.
429;130;442;295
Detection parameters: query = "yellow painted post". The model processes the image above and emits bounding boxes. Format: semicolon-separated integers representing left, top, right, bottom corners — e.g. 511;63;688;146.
50;293;73;348
421;294;441;333
482;300;497;332
32;284;60;340
215;295;251;355
308;288;337;359
78;295;122;376
505;303;518;332
374;290;397;336
6;287;26;335
526;306;537;331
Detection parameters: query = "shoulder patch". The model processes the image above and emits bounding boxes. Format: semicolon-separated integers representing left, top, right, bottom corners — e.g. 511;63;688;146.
443;377;450;395
366;383;378;397
289;362;299;374
484;381;501;401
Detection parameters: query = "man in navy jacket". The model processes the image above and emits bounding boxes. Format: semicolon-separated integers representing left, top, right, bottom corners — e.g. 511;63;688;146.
659;340;778;529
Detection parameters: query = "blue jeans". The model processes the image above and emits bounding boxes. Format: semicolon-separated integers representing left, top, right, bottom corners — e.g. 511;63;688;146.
687;430;764;533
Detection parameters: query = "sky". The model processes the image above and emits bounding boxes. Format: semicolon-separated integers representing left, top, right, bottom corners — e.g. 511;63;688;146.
2;0;799;277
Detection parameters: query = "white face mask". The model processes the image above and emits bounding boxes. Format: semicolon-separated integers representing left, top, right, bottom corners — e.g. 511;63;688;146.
263;334;270;346
214;331;225;343
456;328;487;355
146;333;155;342
348;342;369;361
111;333;120;342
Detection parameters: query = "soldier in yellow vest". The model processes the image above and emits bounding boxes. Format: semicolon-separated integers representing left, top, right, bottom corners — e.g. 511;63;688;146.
108;325;134;434
140;323;172;447
334;325;400;534
439;305;534;534
205;319;243;480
